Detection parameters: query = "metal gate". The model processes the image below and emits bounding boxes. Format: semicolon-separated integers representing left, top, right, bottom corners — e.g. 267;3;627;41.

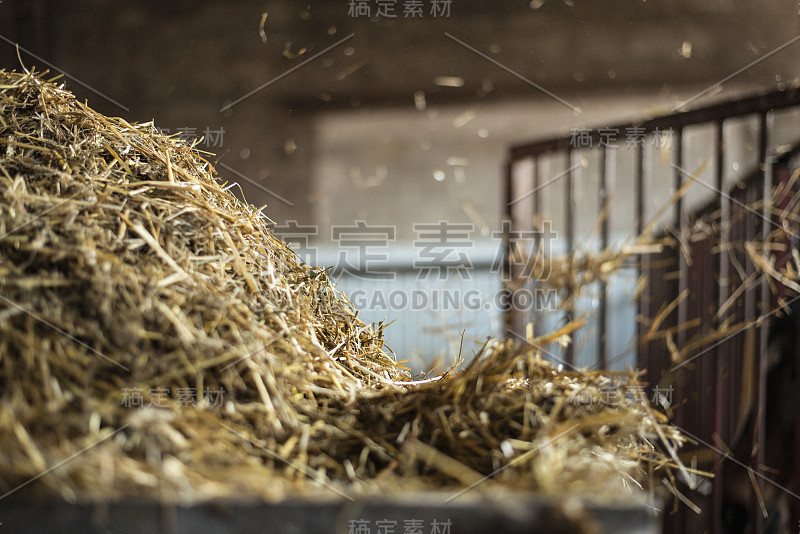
504;88;800;533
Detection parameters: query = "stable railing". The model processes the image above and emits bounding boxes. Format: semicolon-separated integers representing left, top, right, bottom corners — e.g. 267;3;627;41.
504;86;800;534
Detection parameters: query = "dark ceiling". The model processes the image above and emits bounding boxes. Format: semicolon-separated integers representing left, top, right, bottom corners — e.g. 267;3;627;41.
3;0;799;116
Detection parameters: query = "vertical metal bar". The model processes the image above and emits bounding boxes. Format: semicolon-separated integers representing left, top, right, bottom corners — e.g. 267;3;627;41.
506;157;538;337
566;149;575;251
794;307;800;534
634;139;645;375
598;147;610;369
769;159;797;531
737;130;759;534
635;143;645;237
533;155;541;216
566;148;575;366
503;160;514;337
712;120;727;534
531;156;540;329
675;129;688;351
755;112;771;534
673;129;684;230
673;128;687;447
673;130;689;533
533;155;543;337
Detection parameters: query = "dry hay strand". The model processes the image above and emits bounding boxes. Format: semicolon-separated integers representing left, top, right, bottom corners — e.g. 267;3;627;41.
508;163;704;311
514;154;800;372
635;163;800;368
0;70;685;505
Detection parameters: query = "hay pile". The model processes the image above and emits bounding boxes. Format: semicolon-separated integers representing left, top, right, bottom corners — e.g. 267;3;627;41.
0;70;684;504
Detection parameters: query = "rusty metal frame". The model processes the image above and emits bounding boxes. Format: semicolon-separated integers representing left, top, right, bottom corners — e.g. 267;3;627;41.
503;87;800;534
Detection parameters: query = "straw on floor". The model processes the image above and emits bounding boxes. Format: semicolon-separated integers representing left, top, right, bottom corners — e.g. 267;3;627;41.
0;70;686;505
